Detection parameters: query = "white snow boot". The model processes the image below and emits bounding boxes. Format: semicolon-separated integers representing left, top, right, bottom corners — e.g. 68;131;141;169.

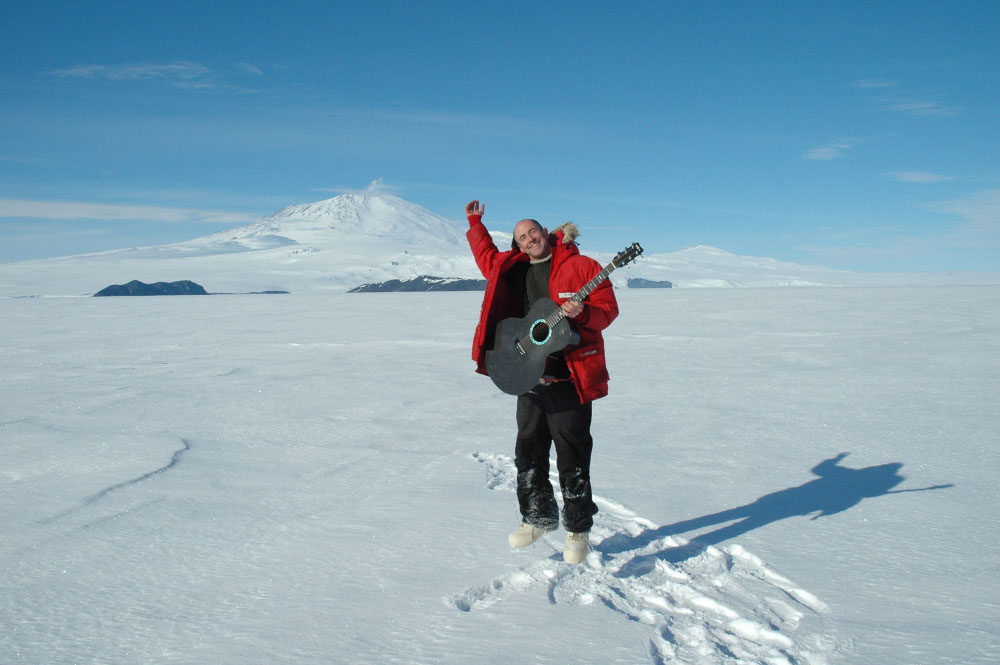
563;532;590;564
508;523;554;549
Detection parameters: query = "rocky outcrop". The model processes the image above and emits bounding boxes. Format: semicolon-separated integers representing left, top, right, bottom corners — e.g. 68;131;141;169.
627;278;672;289
93;280;208;296
348;275;486;293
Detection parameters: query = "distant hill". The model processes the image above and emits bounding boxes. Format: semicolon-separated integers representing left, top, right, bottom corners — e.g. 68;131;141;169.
94;280;208;296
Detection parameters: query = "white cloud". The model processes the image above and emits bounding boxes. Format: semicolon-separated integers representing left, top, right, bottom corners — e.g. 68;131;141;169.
883;98;962;117
313;178;403;196
0;198;257;224
856;78;961;117
927;188;1000;237
888;171;956;183
48;61;213;88
0;154;52;165
794;187;1000;266
236;62;264;76
802;139;858;161
855;78;900;89
366;178;394;193
44;61;265;93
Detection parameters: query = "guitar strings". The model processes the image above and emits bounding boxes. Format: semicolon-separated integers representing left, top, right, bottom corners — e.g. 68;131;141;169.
510;245;640;349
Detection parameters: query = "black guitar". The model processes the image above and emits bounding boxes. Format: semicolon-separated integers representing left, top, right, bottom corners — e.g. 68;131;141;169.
485;242;643;395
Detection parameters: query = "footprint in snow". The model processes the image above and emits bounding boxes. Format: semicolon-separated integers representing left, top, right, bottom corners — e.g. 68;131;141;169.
447;452;841;665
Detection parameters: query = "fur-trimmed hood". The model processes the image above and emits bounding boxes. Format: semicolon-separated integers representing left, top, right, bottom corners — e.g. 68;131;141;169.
552;222;579;245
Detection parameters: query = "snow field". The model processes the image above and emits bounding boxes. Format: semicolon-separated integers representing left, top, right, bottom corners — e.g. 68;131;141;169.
2;286;998;664
452;452;837;665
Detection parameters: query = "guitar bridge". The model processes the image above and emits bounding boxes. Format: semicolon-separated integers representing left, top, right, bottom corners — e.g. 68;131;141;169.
514;340;527;356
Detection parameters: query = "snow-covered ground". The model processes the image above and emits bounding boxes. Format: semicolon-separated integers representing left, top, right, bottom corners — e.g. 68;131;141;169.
3;285;997;664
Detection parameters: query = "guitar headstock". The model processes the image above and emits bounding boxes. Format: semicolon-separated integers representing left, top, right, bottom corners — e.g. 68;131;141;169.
612;242;644;268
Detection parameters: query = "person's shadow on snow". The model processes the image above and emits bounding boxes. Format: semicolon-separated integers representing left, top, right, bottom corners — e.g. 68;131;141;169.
601;452;953;570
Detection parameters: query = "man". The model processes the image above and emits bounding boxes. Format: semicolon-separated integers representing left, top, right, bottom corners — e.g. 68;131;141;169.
464;199;619;564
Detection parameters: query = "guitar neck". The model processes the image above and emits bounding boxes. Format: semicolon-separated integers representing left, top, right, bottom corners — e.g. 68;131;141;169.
540;243;640;331
570;259;618;303
542;259;618;329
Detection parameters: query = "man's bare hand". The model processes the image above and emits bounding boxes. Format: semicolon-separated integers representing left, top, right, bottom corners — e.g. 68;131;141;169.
465;200;485;217
561;300;584;319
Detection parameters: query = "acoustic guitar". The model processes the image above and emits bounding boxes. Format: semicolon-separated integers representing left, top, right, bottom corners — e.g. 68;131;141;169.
485;242;643;395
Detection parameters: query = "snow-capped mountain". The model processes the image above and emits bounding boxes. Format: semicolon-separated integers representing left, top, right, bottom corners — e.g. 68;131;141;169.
201;192;467;249
0;192;993;297
0;193;478;296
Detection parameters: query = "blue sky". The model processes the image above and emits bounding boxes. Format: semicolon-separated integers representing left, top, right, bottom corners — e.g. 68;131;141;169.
1;1;997;271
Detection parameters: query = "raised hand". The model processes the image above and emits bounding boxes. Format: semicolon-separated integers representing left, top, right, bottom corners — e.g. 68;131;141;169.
465;200;485;217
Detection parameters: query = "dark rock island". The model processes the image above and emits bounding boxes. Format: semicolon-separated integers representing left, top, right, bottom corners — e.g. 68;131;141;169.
627;278;673;289
348;275;486;293
93;280;209;296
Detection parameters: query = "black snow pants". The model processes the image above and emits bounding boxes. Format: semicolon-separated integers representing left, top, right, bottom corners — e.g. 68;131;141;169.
514;380;599;533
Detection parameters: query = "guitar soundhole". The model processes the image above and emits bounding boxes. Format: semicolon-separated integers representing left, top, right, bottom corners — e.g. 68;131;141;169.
530;320;551;344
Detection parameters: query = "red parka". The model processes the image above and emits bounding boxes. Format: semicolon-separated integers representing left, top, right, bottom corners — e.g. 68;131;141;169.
467;213;619;403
